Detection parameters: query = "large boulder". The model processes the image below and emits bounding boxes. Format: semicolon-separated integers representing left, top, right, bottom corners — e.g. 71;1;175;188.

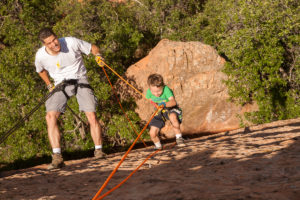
124;39;257;138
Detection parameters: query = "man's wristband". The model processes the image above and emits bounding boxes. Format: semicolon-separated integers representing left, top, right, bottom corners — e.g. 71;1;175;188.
47;83;54;91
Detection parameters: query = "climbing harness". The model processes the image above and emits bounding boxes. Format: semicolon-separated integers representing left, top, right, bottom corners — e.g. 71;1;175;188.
55;79;94;99
154;106;183;123
157;107;168;122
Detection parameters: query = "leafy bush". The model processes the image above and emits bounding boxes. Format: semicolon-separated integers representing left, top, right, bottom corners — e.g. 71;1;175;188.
200;0;299;123
0;0;148;166
0;0;61;165
0;0;299;168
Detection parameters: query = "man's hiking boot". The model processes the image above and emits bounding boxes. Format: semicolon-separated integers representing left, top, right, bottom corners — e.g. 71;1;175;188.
176;137;186;147
48;153;64;170
94;149;106;159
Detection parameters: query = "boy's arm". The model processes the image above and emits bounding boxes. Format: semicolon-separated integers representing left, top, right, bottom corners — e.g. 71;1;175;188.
159;86;176;108
166;96;177;107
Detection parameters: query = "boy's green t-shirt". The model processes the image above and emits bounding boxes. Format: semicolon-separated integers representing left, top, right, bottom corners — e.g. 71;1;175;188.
146;86;174;104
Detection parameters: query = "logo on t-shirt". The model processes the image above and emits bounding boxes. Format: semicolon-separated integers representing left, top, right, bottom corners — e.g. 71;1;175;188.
56;61;61;68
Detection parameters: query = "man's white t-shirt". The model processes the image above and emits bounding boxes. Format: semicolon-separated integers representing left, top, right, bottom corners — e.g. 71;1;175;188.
35;37;91;85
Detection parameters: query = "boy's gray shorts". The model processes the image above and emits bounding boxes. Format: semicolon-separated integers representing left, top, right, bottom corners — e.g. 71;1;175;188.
45;78;97;113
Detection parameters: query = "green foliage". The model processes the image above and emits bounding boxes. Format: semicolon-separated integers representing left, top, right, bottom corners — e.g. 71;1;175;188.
201;0;299;123
0;0;61;165
129;0;206;41
106;110;147;146
0;0;148;166
1;0;299;168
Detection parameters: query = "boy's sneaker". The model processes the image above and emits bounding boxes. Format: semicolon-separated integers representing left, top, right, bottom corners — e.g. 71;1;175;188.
176;137;186;147
94;149;106;159
48;153;64;170
154;145;163;150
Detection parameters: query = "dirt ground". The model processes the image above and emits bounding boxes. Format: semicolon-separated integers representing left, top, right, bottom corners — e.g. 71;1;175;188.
1;118;300;200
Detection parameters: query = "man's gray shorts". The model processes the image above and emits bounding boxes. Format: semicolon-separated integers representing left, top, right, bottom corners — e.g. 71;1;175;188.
46;78;97;113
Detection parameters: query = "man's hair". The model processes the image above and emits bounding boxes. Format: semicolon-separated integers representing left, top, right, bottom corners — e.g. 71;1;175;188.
38;28;57;43
147;73;164;87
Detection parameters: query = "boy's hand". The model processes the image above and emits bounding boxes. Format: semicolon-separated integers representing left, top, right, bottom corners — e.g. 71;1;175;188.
158;102;166;107
150;100;157;107
95;54;105;67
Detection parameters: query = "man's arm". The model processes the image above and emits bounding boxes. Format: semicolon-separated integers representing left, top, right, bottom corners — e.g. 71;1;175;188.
39;70;55;91
91;44;105;67
38;70;52;86
91;44;101;56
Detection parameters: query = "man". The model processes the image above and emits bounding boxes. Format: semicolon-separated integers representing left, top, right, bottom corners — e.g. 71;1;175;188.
35;28;105;169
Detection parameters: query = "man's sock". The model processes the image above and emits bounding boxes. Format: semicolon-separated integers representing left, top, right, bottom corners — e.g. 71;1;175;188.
53;148;61;154
95;145;102;150
175;133;182;139
154;141;162;148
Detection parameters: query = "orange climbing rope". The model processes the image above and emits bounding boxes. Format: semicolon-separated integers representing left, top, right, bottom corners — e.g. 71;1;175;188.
100;61;146;99
95;142;177;200
92;59;165;200
92;107;160;200
96;149;161;200
98;60;160;111
100;64;147;147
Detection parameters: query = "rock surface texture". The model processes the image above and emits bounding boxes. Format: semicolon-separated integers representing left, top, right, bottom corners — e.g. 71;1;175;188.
125;39;257;138
1;118;300;200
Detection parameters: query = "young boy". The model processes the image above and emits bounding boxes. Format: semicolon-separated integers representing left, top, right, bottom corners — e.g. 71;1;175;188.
146;73;185;150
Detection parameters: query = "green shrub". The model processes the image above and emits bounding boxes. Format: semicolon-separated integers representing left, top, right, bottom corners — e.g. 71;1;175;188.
201;0;299;123
1;0;298;168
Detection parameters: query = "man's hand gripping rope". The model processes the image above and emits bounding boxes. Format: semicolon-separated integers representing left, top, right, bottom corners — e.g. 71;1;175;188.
95;54;105;67
47;83;55;92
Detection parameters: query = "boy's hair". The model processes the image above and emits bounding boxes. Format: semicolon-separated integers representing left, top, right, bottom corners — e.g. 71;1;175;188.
147;73;164;87
39;28;57;43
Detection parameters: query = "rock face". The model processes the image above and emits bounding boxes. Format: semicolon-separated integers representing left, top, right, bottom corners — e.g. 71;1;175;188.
125;39;257;138
2;118;300;200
